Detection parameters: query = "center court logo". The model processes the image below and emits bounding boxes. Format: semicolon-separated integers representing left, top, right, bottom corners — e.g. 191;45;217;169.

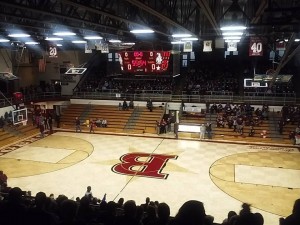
112;153;178;179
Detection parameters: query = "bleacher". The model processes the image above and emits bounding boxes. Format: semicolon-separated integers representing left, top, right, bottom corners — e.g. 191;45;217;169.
0;123;39;148
208;111;295;145
59;104;164;134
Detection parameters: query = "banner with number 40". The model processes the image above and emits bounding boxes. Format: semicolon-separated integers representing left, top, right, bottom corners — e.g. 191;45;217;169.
249;37;263;56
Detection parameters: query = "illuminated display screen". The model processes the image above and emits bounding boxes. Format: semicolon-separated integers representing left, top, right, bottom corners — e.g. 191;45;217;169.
118;51;171;74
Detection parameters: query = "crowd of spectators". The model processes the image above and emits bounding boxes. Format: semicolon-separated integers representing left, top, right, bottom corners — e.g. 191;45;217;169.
79;76;174;94
244;82;295;97
0;184;299;225
19;82;61;96
184;66;239;95
211;103;269;136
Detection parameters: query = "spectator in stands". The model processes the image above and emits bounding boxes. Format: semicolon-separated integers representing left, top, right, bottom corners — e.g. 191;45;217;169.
148;202;170;225
254;213;264;225
122;100;128;110
280;198;300;225
170;200;207;225
174;122;179;139
89;118;95;133
59;199;80;225
142;205;158;225
235;203;256;225
141;197;151;212
114;200;140;225
39;114;45;138
95;118;102;127
48;114;53;134
0;116;4;131
249;126;255;137
147;99;153;112
222;211;237;225
55;113;60;128
102;119;107;127
210;103;217;114
118;102;122;111
75;117;81;132
0;187;27;225
85;186;93;201
0;170;8;192
26;191;56;225
206;123;212;139
129;99;134;109
200;124;206;140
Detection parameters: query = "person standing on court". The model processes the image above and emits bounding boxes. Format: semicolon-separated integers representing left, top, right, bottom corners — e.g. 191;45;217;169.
75;117;81;132
200;124;206;140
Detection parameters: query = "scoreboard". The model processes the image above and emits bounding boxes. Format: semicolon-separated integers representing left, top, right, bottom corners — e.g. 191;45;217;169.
118;51;171;74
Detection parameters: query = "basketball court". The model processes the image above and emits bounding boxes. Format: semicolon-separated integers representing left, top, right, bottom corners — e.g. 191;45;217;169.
0;131;299;225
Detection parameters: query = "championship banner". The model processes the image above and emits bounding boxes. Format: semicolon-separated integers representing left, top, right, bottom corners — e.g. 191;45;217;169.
95;41;102;51
48;46;58;58
85;43;92;54
227;41;237;52
249;37;263;56
101;43;109;53
276;41;286;51
203;40;212;52
38;58;46;73
183;41;192;52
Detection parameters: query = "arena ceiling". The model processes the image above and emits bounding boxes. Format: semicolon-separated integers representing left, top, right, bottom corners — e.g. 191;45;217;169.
0;0;299;50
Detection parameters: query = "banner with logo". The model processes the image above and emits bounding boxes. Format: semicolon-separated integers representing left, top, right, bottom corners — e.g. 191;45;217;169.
203;40;212;52
101;43;109;53
85;43;92;54
48;46;58;58
183;41;193;52
227;41;237;52
249;37;263;56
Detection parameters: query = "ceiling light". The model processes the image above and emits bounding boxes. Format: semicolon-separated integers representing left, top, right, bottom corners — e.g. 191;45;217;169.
72;40;87;44
25;41;39;45
53;32;76;36
84;36;103;40
222;32;243;36
56;44;63;46
295;39;300;42
224;39;240;43
0;39;10;42
109;39;121;43
220;26;247;31
223;36;241;40
172;34;192;38
8;33;30;38
130;29;154;34
181;37;198;41
121;42;135;46
45;37;63;41
171;41;185;44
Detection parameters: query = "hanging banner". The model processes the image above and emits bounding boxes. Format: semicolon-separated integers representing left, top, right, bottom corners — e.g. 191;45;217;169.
101;43;109;53
38;58;46;72
249;37;263;56
227;41;237;52
276;41;286;51
203;40;212;52
48;46;58;58
85;43;92;53
183;41;193;52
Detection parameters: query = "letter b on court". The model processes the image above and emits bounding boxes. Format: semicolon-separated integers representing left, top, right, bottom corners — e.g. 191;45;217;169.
112;153;177;179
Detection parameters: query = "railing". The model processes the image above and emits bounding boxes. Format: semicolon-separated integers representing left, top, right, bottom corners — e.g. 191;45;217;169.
0;92;63;108
0;91;298;109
